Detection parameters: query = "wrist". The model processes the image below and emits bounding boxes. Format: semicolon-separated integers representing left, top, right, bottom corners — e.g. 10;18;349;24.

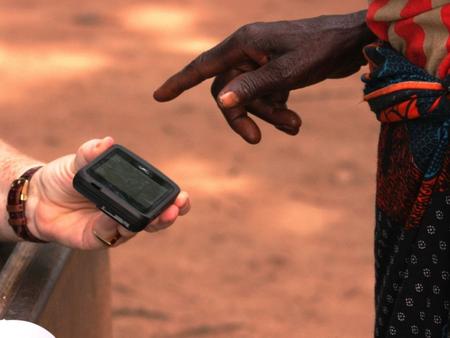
25;167;46;241
321;10;376;49
288;10;375;60
345;10;377;47
4;164;46;242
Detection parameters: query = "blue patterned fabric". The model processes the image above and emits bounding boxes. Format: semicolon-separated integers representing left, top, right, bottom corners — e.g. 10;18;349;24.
363;43;450;123
362;43;450;338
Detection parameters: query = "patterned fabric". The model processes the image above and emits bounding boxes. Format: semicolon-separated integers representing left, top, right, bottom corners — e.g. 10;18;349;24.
363;43;450;338
367;0;450;78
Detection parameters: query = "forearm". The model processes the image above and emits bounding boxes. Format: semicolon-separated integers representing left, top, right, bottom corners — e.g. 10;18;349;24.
0;140;43;241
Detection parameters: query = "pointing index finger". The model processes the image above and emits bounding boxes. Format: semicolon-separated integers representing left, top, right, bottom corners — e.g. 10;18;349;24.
153;37;245;102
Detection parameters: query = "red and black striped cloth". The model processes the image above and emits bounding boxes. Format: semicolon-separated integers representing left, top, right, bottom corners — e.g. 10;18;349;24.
367;0;450;78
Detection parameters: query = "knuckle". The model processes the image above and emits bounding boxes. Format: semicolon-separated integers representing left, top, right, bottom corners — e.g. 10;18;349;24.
182;62;196;75
237;75;258;98
269;57;298;83
195;52;208;68
185;52;211;79
210;79;221;98
235;22;263;41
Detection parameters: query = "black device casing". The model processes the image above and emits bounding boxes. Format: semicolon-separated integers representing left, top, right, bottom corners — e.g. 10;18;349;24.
73;145;180;232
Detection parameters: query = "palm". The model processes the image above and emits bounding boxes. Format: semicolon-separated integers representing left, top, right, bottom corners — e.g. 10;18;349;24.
35;202;99;248
33;154;103;248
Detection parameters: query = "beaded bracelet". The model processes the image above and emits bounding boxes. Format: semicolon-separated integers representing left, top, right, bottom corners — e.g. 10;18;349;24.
6;166;47;243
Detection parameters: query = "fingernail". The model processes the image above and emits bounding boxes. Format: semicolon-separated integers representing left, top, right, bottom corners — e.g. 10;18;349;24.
276;125;299;135
219;92;239;108
178;191;188;202
103;136;113;145
96;137;112;149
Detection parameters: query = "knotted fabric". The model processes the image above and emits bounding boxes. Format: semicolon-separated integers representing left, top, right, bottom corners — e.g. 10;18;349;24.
362;43;450;338
363;42;450;230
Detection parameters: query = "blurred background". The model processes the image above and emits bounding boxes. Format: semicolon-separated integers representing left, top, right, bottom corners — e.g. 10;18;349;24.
0;0;379;337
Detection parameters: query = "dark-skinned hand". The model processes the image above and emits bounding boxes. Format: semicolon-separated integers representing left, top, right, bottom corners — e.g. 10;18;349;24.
154;10;376;144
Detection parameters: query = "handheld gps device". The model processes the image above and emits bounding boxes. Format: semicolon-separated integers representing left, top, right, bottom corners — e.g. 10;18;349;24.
73;144;180;232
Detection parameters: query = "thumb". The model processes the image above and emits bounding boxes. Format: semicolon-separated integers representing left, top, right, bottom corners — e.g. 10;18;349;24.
218;56;292;109
73;136;114;173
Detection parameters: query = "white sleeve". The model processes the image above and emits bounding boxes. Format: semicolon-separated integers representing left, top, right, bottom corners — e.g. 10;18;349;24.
0;320;55;338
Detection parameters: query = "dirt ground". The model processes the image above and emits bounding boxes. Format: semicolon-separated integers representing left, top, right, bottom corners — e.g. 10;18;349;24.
0;0;380;337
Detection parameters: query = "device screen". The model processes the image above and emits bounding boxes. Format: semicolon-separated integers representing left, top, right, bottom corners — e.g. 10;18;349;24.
92;153;169;211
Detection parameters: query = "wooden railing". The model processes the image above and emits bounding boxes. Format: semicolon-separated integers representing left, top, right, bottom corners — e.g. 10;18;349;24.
0;243;112;338
1;242;449;337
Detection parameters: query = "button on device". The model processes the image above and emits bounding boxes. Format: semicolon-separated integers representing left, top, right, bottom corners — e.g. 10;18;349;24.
100;206;130;227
